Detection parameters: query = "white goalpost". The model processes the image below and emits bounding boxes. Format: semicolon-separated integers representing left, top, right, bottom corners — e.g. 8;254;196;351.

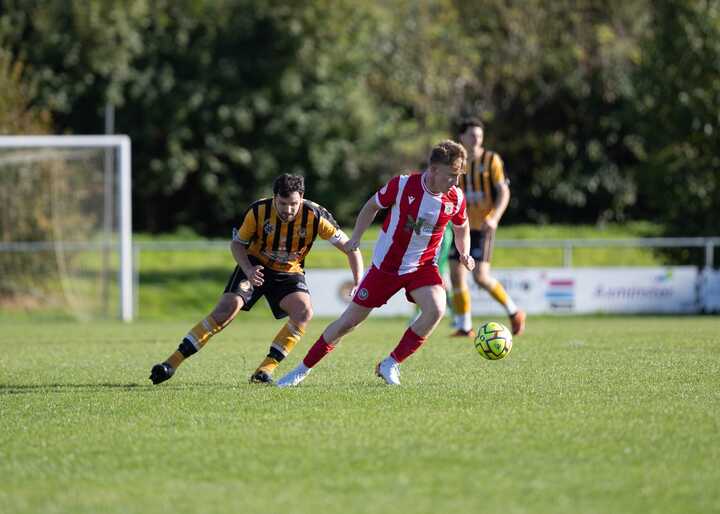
0;135;134;321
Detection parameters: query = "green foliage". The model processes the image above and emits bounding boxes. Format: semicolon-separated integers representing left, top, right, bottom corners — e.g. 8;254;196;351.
0;0;717;241
0;49;57;295
631;0;720;237
455;0;649;224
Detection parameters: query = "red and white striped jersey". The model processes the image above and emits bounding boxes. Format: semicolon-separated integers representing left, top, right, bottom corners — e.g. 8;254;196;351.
372;172;467;275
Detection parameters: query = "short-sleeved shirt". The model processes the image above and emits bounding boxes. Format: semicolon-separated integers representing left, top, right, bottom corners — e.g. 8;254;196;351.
458;149;508;228
371;172;467;275
234;198;340;273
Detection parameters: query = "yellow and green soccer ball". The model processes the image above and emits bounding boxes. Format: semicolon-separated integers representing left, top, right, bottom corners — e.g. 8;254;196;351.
474;321;513;360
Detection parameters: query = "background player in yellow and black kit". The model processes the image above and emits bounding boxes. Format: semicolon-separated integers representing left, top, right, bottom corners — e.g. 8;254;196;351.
448;118;526;336
149;174;363;384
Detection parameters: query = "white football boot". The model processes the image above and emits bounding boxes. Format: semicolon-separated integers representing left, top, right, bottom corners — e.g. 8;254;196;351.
375;356;401;385
276;363;312;388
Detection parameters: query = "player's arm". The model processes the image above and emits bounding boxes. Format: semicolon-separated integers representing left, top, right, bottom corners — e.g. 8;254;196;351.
230;240;264;286
231;212;264;286
485;182;510;230
329;229;364;292
485;155;510;230
345;195;383;252
317;214;364;295
345;176;398;251
451;220;475;272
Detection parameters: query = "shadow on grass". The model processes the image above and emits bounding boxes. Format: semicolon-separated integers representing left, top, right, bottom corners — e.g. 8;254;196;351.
0;382;232;394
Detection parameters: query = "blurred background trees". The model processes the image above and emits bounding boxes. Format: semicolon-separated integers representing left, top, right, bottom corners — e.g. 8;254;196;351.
0;0;717;237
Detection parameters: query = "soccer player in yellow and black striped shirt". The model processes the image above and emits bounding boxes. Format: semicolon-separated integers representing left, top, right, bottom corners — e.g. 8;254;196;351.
448;118;526;336
149;174;363;385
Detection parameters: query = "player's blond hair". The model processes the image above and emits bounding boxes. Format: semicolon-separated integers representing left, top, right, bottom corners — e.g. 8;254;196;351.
428;140;467;172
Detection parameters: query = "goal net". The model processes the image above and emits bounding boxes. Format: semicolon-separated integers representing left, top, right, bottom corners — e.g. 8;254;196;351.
0;136;133;321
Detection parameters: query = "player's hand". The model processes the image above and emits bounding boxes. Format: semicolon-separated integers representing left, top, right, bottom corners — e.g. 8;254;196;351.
249;265;264;286
460;254;475;271
344;236;361;253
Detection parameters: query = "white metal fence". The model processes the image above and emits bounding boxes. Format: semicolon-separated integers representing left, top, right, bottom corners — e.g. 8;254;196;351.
128;236;720;268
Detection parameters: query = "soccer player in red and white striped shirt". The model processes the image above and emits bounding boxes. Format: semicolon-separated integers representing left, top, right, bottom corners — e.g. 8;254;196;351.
277;140;475;387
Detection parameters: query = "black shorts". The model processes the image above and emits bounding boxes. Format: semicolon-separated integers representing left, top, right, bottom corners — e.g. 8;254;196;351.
448;227;495;263
223;257;309;319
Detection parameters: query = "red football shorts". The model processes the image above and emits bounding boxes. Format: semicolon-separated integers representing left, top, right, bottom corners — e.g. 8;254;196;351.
352;265;444;308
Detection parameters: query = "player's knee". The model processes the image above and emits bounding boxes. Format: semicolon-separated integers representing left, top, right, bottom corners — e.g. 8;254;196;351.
291;304;313;326
213;295;241;324
424;302;445;323
474;271;492;289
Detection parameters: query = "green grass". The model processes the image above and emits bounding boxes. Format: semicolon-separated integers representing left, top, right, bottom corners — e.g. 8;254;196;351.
1;315;719;514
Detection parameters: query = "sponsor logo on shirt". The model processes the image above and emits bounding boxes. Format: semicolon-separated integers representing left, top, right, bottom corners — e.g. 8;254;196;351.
404;215;440;236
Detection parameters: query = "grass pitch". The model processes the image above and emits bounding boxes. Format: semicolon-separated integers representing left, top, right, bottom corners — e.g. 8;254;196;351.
1;315;719;514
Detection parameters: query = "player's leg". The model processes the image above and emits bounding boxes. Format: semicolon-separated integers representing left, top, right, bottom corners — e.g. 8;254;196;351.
276;302;373;387
277;265;400;387
250;291;312;383
149;293;243;384
150;265;257;385
473;262;525;335
449;258;474;336
376;283;446;385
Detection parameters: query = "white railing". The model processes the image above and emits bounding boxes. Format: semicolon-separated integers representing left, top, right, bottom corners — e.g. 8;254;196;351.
124;236;720;269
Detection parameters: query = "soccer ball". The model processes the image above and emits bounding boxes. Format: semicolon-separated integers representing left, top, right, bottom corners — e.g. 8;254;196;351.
474;321;513;360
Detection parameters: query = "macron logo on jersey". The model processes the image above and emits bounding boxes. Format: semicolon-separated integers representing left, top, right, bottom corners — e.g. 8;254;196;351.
408;195;415;204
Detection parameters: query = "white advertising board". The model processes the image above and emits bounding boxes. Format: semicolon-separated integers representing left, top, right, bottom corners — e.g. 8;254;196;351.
469;267;699;314
700;269;720;312
306;267;701;316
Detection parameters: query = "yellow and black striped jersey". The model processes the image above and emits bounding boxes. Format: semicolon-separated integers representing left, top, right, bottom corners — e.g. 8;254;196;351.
234;198;340;273
458;149;508;228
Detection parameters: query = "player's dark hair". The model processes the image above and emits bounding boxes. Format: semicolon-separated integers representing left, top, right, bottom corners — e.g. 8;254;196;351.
457;117;484;136
428;140;467;169
273;174;305;197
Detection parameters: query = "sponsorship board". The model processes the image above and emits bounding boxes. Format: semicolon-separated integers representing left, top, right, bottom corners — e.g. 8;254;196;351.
700;269;720;312
306;267;702;316
469;267;699;314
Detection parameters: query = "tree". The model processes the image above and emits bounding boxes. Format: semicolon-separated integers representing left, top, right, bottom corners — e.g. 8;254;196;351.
631;0;720;238
454;0;649;224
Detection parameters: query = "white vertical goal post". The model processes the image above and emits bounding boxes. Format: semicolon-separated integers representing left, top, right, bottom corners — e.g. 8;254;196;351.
0;135;134;321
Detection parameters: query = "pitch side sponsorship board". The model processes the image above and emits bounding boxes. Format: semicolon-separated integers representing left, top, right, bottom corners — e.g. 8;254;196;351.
469;267;699;314
700;269;720;312
306;267;700;316
304;270;414;316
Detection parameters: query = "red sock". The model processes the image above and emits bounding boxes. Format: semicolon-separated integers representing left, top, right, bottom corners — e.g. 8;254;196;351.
390;327;427;363
303;334;336;368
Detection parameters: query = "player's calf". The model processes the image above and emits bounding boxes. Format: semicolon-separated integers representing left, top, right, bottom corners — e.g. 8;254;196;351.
250;321;305;384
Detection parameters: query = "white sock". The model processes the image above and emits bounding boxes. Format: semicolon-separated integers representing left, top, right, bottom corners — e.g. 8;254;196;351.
454;313;472;332
504;297;518;316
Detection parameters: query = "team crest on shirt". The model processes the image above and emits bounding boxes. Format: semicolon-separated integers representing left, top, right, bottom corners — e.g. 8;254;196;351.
298;227;307;238
444;202;454;215
263;220;274;234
